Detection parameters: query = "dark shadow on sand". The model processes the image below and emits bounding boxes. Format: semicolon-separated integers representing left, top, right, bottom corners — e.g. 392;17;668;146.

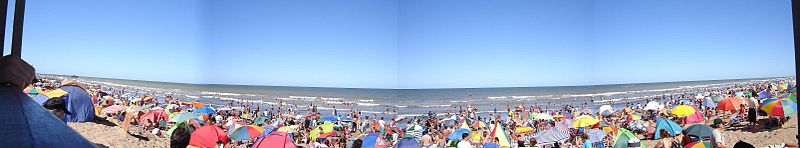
92;117;118;127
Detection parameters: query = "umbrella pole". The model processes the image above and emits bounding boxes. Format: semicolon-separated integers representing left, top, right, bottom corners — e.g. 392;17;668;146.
8;0;22;58
794;0;800;143
0;0;6;56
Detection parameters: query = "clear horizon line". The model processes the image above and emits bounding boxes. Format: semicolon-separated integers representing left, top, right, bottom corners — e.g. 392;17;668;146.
37;73;795;90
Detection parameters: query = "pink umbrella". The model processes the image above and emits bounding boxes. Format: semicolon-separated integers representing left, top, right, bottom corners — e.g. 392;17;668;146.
102;105;126;114
684;106;704;124
252;132;296;148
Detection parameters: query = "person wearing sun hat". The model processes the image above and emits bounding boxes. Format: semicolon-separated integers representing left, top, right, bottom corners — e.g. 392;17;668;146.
42;96;72;122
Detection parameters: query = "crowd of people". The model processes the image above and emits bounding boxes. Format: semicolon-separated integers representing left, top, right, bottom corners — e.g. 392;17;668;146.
23;76;800;148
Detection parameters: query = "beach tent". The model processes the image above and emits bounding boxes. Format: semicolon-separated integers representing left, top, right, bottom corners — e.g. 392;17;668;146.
683;124;714;140
395;137;421;148
717;97;742;111
0;85;95;147
32;94;48;105
612;128;644;148
488;124;512;148
533;128;571;145
684;106;705;124
654;117;683;139
252;132;296;148
60;85;95;122
361;133;388;148
599;105;614;116
189;125;229;148
447;128;472;141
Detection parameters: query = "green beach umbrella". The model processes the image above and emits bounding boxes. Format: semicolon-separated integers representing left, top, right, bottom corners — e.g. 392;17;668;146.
254;116;269;125
165;121;194;136
169;112;201;122
131;104;154;113
310;122;334;140
683;124;714;140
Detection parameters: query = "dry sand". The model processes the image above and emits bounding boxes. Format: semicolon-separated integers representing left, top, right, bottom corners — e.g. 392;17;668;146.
67;117;169;148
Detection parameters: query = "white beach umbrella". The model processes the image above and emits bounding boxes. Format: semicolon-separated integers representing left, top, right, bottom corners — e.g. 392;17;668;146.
644;102;661;110
598;105;614;114
535;113;554;120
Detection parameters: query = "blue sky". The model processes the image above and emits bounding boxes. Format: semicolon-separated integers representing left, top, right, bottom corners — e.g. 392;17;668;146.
17;0;795;89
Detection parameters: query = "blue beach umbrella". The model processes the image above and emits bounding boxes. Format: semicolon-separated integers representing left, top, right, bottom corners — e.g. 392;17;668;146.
320;116;339;122
194;107;216;114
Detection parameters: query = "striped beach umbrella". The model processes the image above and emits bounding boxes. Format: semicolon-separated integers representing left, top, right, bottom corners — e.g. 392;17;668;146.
760;99;798;117
533;128;570;145
685;141;712;148
229;125;264;141
780;93;797;103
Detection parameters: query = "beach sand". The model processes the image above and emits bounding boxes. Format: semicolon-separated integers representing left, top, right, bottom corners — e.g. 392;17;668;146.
642;116;799;147
68;117;169;148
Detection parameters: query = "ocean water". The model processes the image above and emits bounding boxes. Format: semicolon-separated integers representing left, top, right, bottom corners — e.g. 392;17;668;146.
57;75;790;117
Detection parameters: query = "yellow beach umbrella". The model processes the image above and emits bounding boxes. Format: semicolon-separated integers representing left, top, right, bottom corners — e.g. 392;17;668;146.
573;115;600;128
553;114;564;119
514;127;534;134
671;105;696;117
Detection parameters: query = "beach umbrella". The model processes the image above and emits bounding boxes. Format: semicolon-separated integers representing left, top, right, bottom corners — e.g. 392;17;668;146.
599;105;614;116
489;124;512;148
277;126;296;133
139;109;169;124
573;115;600;128
602;125;618;134
553;114;564;119
535;113;554;120
653;117;682;140
514;127;534;134
447;128;472;141
612;128;642;148
780;93;797;102
644;102;662;110
259;125;277;138
166;122;195;137
683;124;714;140
189;125;229;148
760;99;798;117
310;122;334;140
684;106;705;124
194;107;216;114
229;125;265;141
393;116;406;122
685;141;713;148
320;116;339;122
532;128;570;145
192;102;205;108
716;97;742;111
625;114;642;123
254;116;269;125
473;121;486;128
102;105;125;113
252;132;296;148
586;129;606;142
130;104;154;113
169;112;201;122
482;143;500;148
395;137;420;148
671;105;695;117
340;117;354;122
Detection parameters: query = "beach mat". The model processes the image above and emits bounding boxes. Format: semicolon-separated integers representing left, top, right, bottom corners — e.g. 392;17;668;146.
0;85;94;147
